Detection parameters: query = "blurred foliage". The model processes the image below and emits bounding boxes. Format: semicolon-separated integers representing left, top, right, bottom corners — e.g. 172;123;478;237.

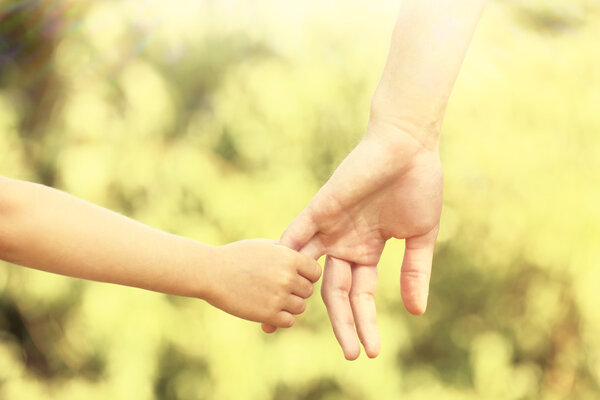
1;0;599;399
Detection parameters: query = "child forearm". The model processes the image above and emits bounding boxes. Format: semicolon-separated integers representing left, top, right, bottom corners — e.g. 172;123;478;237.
0;176;213;298
0;176;321;327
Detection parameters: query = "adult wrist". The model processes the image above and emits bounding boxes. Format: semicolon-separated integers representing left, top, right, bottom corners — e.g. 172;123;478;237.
369;80;445;148
365;112;441;155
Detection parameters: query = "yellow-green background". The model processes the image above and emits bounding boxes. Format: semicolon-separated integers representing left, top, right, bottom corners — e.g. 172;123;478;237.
1;0;599;399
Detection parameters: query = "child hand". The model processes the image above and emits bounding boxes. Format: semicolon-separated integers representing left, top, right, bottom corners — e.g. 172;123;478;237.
205;239;322;328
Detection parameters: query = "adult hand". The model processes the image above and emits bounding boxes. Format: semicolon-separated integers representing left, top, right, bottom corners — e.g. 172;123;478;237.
264;121;443;360
259;0;485;360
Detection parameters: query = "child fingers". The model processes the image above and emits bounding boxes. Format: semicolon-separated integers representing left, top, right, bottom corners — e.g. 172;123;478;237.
297;255;322;283
261;323;277;334
284;295;307;315
292;276;314;298
272;311;296;328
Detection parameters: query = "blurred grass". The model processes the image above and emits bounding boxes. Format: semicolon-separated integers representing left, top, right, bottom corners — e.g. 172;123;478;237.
1;0;599;399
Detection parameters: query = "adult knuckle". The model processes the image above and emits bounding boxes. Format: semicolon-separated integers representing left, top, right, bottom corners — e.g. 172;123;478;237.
351;284;377;298
321;285;349;306
349;291;375;307
402;269;431;283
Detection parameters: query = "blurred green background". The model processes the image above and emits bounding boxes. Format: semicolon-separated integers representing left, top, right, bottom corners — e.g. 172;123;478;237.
1;0;599;399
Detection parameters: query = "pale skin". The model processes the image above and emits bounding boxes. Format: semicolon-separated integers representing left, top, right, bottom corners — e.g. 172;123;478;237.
263;0;488;360
1;0;487;358
0;176;321;328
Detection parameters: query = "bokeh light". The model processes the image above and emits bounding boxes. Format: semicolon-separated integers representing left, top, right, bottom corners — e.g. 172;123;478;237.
1;0;599;399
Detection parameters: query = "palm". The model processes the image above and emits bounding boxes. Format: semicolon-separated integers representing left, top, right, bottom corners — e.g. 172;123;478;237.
307;136;442;263
278;130;443;360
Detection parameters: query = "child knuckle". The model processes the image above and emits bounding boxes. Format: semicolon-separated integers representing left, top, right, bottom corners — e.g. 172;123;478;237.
280;272;294;289
299;301;307;313
283;315;295;328
306;284;314;296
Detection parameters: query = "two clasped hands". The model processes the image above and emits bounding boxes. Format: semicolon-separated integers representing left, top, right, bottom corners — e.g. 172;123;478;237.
254;120;443;360
0;1;486;360
204;118;443;360
256;0;486;359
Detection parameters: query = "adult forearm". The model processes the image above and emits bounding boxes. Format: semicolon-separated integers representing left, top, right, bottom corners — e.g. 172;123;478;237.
369;0;487;148
0;177;213;298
